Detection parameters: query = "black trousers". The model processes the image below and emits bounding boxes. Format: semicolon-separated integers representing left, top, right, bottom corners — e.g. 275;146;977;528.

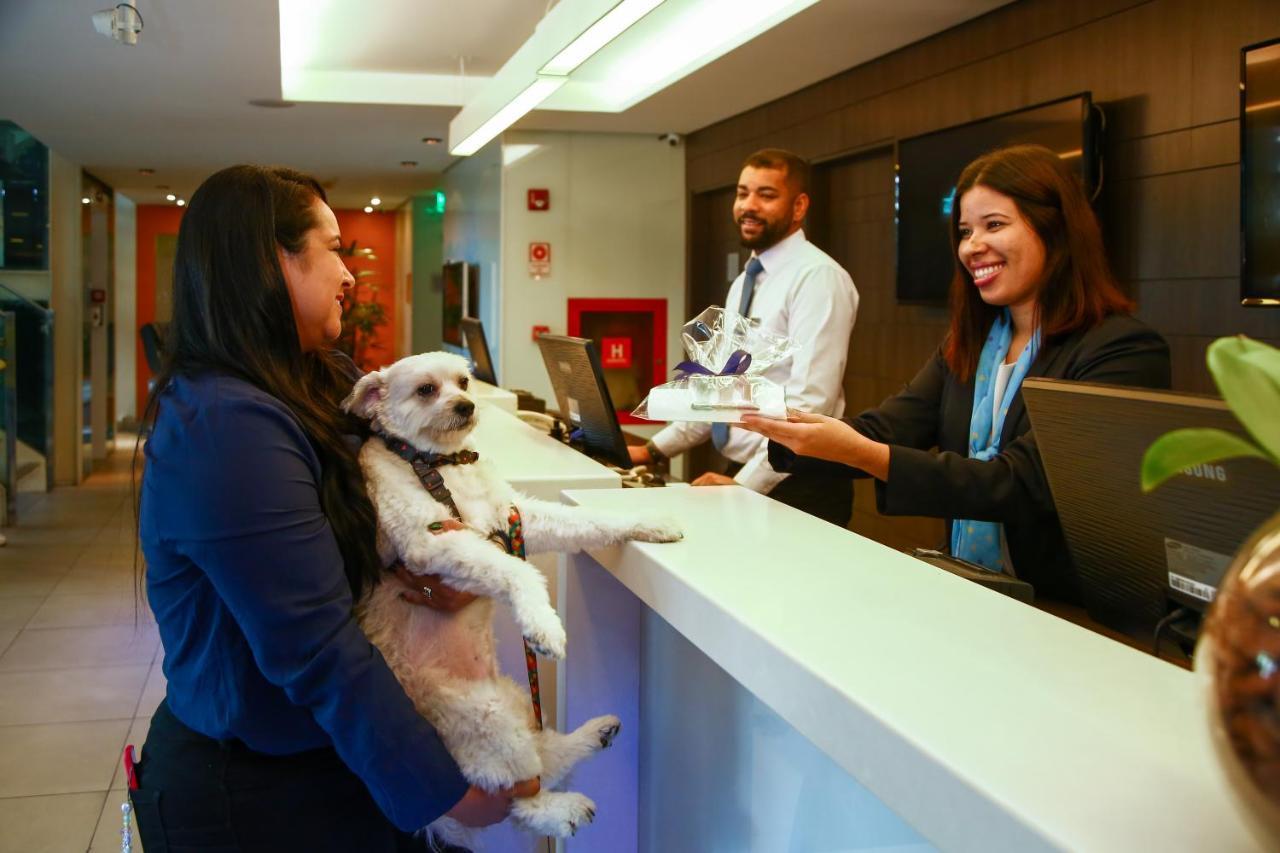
724;461;854;528
132;701;464;853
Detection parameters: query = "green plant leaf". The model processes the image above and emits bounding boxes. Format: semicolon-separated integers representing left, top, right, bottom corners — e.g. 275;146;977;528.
1207;336;1280;462
1140;427;1269;492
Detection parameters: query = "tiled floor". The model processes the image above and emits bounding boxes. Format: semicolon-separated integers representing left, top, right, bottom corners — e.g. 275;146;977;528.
0;442;159;853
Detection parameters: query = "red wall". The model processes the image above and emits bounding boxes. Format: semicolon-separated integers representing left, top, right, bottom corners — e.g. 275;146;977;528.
133;206;400;414
135;205;185;416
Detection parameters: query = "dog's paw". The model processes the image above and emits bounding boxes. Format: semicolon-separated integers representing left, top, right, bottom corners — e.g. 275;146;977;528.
523;616;567;659
511;791;596;838
584;714;621;749
627;516;683;543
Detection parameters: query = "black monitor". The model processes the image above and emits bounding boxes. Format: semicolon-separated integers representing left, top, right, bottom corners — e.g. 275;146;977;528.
534;334;631;469
1022;378;1280;639
895;93;1100;304
460;317;497;386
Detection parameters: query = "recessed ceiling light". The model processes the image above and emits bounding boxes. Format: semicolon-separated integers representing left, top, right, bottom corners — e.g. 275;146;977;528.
363;206;373;213
248;98;297;109
81;197;91;205
176;199;186;207
166;194;176;201
422;137;442;145
138;168;155;176
400;160;418;168
370;197;381;206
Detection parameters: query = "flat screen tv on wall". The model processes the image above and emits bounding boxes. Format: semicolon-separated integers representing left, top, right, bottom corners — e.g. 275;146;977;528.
895;93;1101;305
1242;37;1280;307
441;261;480;346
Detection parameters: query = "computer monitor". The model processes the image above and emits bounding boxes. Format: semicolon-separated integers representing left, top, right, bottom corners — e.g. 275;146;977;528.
534;334;631;469
1022;378;1280;639
461;317;497;386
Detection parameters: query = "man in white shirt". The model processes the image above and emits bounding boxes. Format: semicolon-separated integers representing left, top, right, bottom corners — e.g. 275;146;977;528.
630;148;859;526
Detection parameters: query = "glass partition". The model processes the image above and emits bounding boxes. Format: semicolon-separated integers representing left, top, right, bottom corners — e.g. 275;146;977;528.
0;282;54;500
0;311;15;519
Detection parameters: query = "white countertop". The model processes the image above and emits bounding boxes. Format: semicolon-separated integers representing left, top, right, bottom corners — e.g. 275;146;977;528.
561;485;1259;852
473;402;619;499
472;379;518;414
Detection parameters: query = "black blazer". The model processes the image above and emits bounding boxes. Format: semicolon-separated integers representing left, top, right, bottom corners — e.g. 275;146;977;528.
771;314;1172;602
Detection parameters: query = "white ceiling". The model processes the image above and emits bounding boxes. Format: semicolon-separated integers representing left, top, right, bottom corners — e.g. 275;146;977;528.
0;0;1009;208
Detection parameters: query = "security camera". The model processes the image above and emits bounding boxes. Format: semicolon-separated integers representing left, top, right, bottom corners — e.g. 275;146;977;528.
658;133;682;147
92;3;143;46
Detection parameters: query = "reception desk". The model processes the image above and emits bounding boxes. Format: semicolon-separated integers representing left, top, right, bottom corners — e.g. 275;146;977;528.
555;486;1260;853
468;402;1256;851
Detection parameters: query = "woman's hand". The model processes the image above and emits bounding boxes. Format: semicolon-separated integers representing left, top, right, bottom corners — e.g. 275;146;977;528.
394;520;480;612
739;410;890;480
445;779;541;828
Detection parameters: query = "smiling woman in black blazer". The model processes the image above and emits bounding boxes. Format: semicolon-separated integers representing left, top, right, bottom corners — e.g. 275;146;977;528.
741;144;1171;603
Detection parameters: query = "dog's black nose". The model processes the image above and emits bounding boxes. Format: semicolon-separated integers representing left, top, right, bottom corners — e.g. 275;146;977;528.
454;400;475;418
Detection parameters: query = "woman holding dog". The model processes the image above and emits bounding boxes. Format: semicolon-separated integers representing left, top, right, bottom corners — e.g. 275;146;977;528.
741;144;1171;602
134;165;531;851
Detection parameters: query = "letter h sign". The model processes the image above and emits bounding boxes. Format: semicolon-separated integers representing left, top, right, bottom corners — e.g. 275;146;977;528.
601;337;632;368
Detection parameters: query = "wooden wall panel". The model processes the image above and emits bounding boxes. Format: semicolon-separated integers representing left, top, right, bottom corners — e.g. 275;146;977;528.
684;0;1280;552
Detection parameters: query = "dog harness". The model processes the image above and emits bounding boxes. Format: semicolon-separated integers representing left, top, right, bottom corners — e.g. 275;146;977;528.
376;431;545;730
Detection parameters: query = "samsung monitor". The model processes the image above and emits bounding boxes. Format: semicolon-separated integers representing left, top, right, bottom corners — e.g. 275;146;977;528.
895;93;1100;304
1022;378;1280;640
534;334;631;469
460;317;497;386
1242;37;1280;306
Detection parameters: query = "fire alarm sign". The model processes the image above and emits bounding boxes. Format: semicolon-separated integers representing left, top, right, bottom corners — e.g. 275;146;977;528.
529;242;551;278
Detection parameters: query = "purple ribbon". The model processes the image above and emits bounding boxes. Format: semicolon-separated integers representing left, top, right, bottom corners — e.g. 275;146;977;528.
674;349;752;379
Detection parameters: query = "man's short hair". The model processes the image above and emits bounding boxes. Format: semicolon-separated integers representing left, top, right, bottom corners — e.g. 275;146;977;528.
741;148;810;196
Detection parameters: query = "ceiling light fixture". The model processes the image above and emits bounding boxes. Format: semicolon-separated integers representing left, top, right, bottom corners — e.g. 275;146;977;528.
370;197;381;206
165;194;176;201
539;0;666;76
363;206;373;213
176;199;186;207
451;77;565;157
81;197;91;205
448;0;662;157
553;0;821;113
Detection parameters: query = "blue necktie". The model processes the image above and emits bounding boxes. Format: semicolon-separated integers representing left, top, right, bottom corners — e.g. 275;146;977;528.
737;256;764;317
713;257;765;451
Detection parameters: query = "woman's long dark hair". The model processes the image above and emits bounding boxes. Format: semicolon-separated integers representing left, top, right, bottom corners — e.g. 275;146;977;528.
943;144;1134;381
136;165;381;598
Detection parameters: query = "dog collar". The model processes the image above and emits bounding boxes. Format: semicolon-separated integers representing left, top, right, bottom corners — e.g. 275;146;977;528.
376;432;479;468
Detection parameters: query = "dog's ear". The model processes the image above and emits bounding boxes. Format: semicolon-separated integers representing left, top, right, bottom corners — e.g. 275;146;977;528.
342;370;387;419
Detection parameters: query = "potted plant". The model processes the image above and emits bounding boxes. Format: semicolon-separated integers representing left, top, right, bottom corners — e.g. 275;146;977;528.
336;240;388;370
1141;335;1280;843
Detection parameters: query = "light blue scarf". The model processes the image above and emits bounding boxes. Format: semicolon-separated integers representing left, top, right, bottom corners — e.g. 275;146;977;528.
950;309;1040;573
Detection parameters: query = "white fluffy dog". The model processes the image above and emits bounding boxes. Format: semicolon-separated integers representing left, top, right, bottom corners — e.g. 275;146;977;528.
343;351;680;844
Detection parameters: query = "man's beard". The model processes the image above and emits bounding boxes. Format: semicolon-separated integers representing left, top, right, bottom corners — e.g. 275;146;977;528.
737;214;792;251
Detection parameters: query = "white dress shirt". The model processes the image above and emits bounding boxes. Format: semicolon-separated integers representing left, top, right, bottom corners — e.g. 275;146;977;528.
652;228;859;493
